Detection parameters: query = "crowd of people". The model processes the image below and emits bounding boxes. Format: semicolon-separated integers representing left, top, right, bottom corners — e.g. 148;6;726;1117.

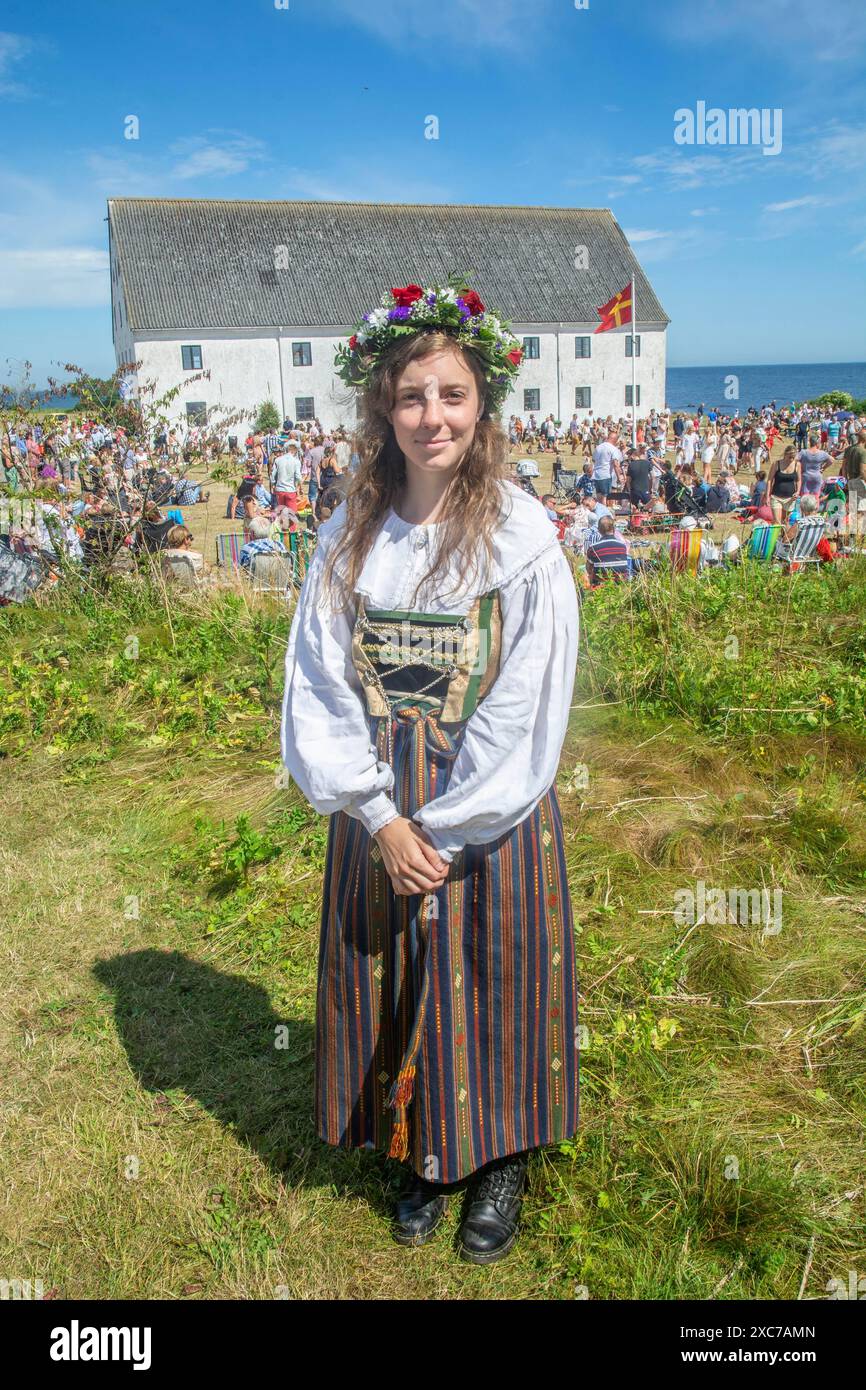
508;401;866;584
1;397;864;602
0;409;365;600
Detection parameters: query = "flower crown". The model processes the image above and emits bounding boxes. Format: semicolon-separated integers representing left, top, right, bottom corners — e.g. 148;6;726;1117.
334;274;524;412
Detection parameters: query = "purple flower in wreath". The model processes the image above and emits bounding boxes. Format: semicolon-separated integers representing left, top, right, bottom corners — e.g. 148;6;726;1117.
388;306;411;321
425;292;437;306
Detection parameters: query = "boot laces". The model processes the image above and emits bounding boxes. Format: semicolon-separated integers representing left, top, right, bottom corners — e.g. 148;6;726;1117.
475;1159;524;1202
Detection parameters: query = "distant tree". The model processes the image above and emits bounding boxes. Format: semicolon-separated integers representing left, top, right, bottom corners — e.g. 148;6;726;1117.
810;391;855;410
255;400;280;433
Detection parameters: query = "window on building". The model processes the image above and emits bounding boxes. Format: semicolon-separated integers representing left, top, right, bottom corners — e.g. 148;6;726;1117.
574;336;591;359
181;345;203;371
292;341;312;367
575;387;591;409
522;336;540;359
185;401;207;426
523;389;540;412
625;385;641;407
295;396;316;421
625;335;641;358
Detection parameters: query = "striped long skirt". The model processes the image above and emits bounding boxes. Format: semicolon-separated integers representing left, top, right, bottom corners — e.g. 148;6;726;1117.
314;702;580;1184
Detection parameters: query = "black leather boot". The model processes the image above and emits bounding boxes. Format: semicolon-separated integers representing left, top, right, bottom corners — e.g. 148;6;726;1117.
457;1151;529;1264
393;1171;449;1247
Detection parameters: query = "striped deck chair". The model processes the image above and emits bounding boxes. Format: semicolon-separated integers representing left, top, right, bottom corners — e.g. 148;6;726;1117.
775;516;826;571
288;529;317;580
669;526;703;574
746;522;781;561
215;532;243;568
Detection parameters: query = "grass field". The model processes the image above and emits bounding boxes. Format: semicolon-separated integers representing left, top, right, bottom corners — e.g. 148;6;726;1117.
1;487;865;1301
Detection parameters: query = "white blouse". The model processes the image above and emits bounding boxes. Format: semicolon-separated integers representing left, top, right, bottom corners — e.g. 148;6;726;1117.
280;480;579;863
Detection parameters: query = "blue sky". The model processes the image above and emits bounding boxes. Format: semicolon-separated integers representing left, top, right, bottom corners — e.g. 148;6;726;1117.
1;0;864;384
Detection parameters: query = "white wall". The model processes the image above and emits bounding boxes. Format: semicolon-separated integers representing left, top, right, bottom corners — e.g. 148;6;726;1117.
123;327;355;435
501;322;667;423
120;321;667;433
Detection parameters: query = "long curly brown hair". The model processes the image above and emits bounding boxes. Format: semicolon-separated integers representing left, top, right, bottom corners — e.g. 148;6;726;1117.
320;331;511;614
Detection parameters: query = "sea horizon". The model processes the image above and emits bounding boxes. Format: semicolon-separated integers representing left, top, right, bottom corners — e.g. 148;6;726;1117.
4;360;865;418
665;361;865;411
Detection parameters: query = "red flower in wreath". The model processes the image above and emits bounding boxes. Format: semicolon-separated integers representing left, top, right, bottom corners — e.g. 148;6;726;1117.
462;289;485;316
507;347;523;367
391;284;424;307
348;334;358;350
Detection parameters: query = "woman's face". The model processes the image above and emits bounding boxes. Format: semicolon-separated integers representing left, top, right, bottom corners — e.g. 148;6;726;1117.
388;347;482;477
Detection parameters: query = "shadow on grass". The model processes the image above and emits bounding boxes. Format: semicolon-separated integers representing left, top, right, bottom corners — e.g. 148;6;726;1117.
92;949;403;1220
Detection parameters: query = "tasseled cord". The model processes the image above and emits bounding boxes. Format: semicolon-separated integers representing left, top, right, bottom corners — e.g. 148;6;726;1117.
386;892;436;1162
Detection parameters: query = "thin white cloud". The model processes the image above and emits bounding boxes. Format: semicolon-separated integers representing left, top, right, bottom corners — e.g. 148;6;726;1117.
0;31;35;97
169;135;267;181
623;229;668;242
659;0;866;64
0;248;109;308
326;0;553;52
280;162;453;204
690;207;720;217
763;196;819;213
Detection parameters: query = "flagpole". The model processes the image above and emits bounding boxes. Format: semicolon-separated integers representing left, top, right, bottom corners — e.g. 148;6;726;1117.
631;274;637;448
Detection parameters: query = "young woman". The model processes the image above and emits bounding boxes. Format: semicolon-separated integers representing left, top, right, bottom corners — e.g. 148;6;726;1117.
766;444;801;523
281;281;581;1265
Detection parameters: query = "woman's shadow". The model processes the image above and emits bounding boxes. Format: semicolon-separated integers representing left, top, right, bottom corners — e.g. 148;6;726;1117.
92;949;398;1218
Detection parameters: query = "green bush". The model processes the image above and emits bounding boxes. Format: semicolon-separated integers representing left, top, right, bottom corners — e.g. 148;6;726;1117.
254;400;281;432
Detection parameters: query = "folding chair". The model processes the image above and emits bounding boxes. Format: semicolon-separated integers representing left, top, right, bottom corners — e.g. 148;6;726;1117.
215;532;243;568
776;517;826;572
247;551;296;595
553;469;581;501
745;522;782;561
669;527;703;574
160;553;200;589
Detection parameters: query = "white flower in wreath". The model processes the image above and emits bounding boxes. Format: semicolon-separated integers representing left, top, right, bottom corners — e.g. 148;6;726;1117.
440;288;458;303
367;306;389;329
355;327;370;344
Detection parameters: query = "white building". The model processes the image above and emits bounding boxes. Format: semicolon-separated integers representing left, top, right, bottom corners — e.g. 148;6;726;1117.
108;198;669;435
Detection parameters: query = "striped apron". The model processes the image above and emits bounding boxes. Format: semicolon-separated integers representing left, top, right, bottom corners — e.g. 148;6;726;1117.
314;589;580;1183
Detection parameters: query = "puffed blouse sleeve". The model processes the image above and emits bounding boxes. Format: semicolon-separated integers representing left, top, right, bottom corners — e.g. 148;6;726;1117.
280;516;399;835
411;542;579;863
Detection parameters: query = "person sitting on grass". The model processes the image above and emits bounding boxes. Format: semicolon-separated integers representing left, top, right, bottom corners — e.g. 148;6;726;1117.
703;472;733;513
137;500;176;553
585;515;630;584
562;500;595;553
174;475;210;506
239;514;289;570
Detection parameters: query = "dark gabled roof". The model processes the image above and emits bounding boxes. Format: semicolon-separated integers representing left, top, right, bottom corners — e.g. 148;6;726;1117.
108;198;669;332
